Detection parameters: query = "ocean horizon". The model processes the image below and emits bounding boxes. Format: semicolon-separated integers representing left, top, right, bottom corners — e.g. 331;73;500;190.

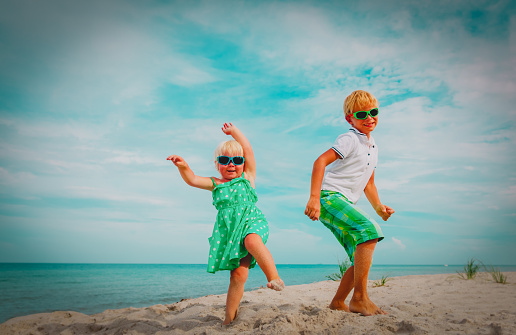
2;263;515;324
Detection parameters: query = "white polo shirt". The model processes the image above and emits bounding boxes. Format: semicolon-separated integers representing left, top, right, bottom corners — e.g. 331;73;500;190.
321;127;378;204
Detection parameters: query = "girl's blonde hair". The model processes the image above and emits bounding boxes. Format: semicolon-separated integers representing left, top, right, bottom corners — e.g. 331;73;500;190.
343;90;379;116
214;140;244;170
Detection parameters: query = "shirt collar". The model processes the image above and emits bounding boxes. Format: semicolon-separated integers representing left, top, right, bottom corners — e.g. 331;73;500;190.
349;127;375;146
349;126;366;136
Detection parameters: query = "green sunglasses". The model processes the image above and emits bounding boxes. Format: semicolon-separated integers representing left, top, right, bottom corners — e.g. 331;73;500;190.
353;108;379;119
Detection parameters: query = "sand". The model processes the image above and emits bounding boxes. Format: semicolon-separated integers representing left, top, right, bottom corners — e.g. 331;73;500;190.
1;272;515;334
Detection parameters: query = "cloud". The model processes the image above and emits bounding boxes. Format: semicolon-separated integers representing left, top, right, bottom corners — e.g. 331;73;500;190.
104;150;166;165
2;118;106;141
0;0;220;123
65;186;170;206
1;0;515;265
391;237;406;251
0;167;36;185
503;185;516;200
167;61;217;87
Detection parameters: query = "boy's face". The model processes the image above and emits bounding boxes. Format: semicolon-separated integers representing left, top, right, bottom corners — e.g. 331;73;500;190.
346;103;379;138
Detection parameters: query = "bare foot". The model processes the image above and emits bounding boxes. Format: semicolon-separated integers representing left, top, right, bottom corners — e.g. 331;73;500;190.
349;297;387;316
329;300;350;312
267;278;285;291
223;310;237;325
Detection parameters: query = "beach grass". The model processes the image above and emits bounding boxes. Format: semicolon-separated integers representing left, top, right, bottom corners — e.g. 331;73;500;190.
457;258;481;280
325;259;351;281
456;259;508;283
373;275;391;287
484;265;508;284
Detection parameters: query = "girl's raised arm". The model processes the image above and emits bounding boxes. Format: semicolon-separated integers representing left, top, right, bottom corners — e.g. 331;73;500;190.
167;155;214;191
221;123;256;182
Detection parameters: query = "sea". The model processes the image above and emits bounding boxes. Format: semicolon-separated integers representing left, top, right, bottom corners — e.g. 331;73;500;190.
1;263;515;324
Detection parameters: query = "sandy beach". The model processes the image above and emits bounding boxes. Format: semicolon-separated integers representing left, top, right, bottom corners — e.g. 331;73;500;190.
1;272;515;334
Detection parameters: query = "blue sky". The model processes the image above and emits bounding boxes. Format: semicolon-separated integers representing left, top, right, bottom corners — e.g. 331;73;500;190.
1;0;515;265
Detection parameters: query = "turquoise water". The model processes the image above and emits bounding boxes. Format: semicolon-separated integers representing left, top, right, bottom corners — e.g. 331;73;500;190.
1;263;515;323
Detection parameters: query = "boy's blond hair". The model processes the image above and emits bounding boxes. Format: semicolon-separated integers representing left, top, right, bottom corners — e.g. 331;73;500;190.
214;140;244;170
343;90;379;116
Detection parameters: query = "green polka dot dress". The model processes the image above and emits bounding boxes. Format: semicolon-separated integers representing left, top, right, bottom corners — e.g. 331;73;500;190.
207;174;269;273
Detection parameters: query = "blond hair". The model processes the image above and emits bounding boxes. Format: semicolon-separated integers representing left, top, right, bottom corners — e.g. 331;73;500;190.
343;90;379;116
214;140;244;170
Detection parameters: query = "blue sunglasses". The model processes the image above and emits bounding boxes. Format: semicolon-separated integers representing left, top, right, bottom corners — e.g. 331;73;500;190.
217;156;245;165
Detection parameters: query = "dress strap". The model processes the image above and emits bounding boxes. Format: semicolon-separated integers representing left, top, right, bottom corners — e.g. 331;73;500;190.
210;177;217;187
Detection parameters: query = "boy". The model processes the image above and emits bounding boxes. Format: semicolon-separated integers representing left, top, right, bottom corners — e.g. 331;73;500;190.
305;90;394;316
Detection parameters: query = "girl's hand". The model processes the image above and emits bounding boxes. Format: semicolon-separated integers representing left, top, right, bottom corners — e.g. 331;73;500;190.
166;155;187;168
374;204;395;221
305;196;321;221
167;155;214;190
221;122;236;135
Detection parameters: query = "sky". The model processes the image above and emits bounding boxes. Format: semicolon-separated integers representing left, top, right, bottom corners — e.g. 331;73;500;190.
0;0;515;265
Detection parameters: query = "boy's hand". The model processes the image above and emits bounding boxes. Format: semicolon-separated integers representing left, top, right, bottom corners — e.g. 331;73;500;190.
167;155;188;168
374;204;395;221
305;197;321;221
221;122;236;135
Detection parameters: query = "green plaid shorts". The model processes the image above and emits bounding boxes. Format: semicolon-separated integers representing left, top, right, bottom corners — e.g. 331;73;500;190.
319;190;384;265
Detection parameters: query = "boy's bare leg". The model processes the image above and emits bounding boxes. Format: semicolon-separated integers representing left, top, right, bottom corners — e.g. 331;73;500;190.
244;233;284;290
224;255;251;325
329;265;354;311
349;239;387;316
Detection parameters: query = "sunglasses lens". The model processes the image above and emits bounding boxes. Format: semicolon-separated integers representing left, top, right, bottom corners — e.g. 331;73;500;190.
233;156;244;165
370;108;379;117
218;156;230;165
355;111;368;119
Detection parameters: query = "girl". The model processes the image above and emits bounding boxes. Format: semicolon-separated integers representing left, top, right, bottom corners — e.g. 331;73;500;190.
167;122;284;325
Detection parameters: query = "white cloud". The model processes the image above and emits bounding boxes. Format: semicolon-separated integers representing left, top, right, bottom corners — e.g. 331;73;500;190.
266;225;325;263
6;118;106;141
503;185;516;198
0;167;36;185
168;61;217;86
391;237;406;251
1;0;515;265
66;186;170;206
105;150;166;166
0;118;14;126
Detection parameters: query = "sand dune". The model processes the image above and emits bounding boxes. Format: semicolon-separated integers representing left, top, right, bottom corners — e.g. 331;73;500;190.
1;272;515;334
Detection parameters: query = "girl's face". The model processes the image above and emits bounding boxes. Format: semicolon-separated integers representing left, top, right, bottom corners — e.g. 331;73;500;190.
218;152;244;180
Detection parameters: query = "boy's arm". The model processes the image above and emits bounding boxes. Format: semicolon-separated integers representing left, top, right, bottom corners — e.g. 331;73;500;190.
221;123;256;181
166;155;214;191
305;149;339;221
364;171;395;221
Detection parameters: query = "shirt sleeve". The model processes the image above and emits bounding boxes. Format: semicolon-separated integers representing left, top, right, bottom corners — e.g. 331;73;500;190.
331;133;356;159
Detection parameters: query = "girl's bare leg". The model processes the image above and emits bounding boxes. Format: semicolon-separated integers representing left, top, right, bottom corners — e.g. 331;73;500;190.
329;265;354;311
244;233;284;290
224;255;252;325
349;239;387;316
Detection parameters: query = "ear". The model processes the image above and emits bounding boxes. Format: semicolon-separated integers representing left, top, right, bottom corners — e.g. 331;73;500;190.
345;115;352;125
